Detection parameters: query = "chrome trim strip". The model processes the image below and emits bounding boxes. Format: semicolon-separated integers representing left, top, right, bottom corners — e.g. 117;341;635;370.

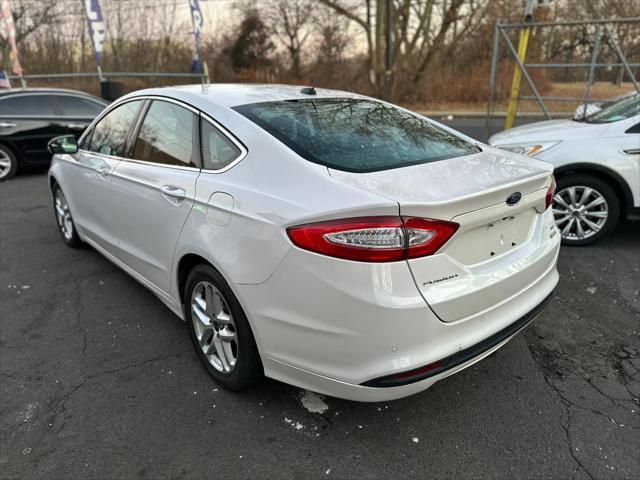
117;157;201;172
75;94;250;174
72;148;201;174
78;95;249;173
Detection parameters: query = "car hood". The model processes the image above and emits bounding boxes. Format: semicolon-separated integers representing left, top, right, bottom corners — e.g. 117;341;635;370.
489;119;609;145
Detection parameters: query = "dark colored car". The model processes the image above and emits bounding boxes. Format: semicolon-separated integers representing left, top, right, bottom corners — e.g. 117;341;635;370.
0;88;108;181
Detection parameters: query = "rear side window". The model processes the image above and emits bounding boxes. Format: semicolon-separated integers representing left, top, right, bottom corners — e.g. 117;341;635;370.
53;95;105;117
234;99;480;173
201;119;241;170
0;95;55;116
89;100;142;157
132;100;199;168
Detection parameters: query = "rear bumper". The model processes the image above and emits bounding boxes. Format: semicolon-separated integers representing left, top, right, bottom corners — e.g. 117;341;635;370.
362;292;552;388
260;290;553;402
234;235;559;402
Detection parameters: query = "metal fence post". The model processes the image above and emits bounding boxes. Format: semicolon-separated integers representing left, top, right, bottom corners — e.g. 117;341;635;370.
485;19;501;141
603;25;640;93
500;29;550;119
582;27;601;119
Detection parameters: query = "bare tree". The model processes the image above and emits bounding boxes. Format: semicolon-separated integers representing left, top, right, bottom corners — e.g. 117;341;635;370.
319;0;489;98
314;4;350;67
0;0;58;72
263;0;313;80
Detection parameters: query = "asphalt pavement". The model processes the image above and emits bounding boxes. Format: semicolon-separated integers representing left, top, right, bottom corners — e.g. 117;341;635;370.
1;172;639;480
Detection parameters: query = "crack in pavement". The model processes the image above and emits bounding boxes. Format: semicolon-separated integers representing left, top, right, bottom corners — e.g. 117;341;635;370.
72;277;89;363
542;374;595;480
27;349;191;456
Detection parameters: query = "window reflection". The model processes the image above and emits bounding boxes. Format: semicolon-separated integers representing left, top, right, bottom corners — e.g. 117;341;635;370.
133;101;198;168
90;101;141;157
235;99;480;173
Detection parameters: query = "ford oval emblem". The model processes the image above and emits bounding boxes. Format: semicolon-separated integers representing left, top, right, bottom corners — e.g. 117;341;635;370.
506;192;522;206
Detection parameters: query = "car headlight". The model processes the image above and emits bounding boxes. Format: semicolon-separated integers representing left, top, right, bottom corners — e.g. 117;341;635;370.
497;141;560;157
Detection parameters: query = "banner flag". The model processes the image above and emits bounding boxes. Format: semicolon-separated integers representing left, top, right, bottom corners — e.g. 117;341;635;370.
189;0;204;73
0;0;23;76
190;0;203;41
84;0;106;67
0;70;11;89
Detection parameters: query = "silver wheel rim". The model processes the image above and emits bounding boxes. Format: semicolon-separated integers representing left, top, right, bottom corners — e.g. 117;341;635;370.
54;189;74;241
190;281;238;373
0;149;12;179
552;185;608;241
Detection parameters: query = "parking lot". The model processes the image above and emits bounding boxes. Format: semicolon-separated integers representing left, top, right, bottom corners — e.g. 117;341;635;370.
1;172;639;479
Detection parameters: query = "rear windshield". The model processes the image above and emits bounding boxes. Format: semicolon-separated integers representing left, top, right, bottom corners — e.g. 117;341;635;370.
234;98;480;173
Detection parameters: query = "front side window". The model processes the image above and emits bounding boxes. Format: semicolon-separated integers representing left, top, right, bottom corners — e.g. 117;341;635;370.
234;99;480;173
53;95;105;117
132;100;199;168
0;95;55;116
201;119;241;170
89;100;142;157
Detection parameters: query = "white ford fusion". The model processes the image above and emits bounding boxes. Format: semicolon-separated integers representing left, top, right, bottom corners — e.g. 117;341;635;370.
48;84;560;401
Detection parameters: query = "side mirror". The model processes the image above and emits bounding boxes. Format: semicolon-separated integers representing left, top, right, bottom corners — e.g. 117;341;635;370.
48;135;78;155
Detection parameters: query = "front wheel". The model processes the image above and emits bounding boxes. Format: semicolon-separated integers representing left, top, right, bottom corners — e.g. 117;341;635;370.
184;264;262;391
552;174;619;246
52;183;83;248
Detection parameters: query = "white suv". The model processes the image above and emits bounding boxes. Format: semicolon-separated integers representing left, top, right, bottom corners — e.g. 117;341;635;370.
490;93;640;246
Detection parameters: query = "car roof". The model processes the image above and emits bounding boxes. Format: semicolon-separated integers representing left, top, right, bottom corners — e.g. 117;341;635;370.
0;88;107;103
121;83;365;109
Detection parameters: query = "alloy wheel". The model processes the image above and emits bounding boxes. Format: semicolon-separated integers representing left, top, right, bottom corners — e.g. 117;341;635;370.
0;149;12;179
190;281;238;373
54;189;74;241
552;186;608;241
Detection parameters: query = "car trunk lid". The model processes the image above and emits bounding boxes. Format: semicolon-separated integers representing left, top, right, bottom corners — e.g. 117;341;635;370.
329;147;556;322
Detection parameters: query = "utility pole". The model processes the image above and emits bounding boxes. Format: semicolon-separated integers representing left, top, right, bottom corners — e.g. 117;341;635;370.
384;0;393;101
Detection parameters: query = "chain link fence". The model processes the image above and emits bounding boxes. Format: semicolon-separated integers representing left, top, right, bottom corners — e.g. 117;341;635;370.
485;18;640;139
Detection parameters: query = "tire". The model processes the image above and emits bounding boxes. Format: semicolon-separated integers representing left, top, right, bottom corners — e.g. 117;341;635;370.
553;174;620;246
52;183;83;248
184;264;262;390
0;144;18;181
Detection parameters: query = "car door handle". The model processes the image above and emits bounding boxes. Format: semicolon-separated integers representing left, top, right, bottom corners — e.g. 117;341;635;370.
623;148;640;155
66;123;86;130
160;185;186;201
0;122;17;128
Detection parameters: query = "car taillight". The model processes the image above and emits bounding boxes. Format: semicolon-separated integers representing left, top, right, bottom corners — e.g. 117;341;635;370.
545;176;556;210
286;216;459;262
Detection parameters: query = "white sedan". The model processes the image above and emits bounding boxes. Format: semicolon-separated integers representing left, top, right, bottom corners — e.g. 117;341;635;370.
490;93;640;245
48;85;559;401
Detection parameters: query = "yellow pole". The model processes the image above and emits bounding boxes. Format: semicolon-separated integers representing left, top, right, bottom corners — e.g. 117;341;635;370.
505;27;531;130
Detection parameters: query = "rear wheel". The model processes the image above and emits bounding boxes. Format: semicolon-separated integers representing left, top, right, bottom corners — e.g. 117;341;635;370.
552;174;619;246
52;183;83;248
184;264;262;390
0;145;17;181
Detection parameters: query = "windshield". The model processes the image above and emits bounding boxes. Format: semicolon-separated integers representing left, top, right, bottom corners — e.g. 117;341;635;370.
585;92;640;124
234;98;480;173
